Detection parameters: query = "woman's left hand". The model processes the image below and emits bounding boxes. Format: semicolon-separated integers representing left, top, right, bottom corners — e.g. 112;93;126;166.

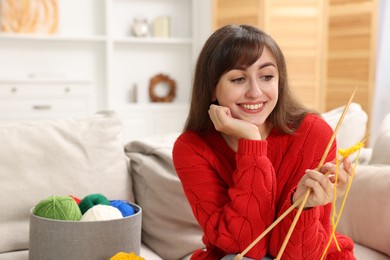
293;169;334;208
320;158;353;198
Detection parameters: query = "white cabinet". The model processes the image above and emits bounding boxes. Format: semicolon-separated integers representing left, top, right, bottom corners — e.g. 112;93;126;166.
0;0;211;137
0;78;93;123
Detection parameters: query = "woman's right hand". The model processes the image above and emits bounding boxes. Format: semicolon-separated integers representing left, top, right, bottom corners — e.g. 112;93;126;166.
208;104;261;140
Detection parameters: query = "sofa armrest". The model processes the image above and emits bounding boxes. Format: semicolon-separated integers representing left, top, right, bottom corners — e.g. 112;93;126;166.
336;165;390;257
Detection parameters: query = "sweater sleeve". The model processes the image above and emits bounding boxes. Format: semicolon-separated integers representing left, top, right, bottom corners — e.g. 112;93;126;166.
269;115;340;259
173;133;277;259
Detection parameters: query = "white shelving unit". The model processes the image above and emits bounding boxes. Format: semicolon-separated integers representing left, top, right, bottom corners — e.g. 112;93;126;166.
0;0;212;140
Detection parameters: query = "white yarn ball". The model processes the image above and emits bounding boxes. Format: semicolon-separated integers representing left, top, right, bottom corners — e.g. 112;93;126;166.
80;205;123;221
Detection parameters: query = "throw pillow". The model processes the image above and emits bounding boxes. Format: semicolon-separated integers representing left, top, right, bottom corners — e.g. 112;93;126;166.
0;111;133;254
321;102;368;152
125;134;204;260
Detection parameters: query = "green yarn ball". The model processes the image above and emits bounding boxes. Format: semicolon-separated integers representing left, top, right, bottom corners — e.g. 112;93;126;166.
33;195;82;221
79;193;110;215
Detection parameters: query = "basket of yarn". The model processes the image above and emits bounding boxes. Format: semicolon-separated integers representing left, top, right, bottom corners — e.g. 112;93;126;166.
29;193;142;260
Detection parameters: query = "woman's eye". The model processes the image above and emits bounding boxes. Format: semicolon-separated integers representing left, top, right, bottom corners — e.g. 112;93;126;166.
231;77;245;83
262;75;274;81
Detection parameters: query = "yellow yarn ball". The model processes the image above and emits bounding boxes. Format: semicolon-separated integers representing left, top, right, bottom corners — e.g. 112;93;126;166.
110;252;144;260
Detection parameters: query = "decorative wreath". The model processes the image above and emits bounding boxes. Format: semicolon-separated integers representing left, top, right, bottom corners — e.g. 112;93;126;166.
148;73;176;102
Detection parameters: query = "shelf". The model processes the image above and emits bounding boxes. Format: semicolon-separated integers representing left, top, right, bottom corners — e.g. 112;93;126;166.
0;77;92;85
0;0;212;140
122;103;189;109
112;37;193;45
0;33;106;43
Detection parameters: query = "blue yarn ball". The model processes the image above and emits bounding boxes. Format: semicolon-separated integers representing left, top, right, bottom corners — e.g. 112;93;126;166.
110;200;135;217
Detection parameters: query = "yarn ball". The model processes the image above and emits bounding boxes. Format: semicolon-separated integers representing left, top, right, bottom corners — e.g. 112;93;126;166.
79;193;110;214
110;252;144;260
33;195;82;221
110;200;135;217
68;194;81;204
80;205;123;221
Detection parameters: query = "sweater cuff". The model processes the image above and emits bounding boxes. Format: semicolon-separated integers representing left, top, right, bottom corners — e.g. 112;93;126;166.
288;190;320;224
237;139;268;156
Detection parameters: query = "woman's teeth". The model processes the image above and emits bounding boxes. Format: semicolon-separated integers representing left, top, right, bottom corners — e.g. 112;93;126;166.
241;103;263;110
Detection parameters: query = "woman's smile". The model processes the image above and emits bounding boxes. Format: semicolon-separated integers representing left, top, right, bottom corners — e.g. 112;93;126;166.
239;102;266;112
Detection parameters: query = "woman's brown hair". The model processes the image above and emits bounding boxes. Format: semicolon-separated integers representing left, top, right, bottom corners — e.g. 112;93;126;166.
184;24;314;134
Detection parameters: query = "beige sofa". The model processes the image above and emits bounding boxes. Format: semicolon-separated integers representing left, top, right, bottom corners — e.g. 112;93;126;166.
0;106;389;260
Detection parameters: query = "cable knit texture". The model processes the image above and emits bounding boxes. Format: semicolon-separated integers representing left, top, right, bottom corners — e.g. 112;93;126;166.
172;114;355;260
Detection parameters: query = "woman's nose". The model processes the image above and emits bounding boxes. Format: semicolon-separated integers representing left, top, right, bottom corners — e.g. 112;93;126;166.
246;79;262;98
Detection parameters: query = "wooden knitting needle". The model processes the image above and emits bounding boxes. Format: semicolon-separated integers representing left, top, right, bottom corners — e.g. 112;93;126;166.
234;194;306;260
235;131;367;260
275;87;357;260
235;88;358;260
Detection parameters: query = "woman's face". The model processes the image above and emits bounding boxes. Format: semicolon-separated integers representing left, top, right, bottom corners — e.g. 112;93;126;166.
215;47;279;128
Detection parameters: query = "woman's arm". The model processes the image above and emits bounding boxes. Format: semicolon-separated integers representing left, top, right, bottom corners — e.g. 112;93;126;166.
173;134;277;259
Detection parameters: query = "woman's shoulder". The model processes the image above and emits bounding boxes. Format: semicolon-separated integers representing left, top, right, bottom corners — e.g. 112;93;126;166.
173;130;214;156
300;113;333;134
174;130;203;146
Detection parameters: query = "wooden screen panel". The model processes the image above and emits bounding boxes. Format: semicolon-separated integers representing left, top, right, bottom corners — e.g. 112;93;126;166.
326;0;377;119
212;0;263;30
264;0;325;110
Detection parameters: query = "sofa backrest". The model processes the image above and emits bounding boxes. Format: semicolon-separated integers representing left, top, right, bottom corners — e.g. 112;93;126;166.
0;111;134;255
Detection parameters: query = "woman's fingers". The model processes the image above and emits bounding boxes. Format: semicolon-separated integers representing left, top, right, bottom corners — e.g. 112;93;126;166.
208;104;261;140
320;158;356;199
294;170;333;208
305;170;333;205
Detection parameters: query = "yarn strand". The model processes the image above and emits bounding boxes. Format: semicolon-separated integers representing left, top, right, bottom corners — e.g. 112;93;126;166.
320;141;364;259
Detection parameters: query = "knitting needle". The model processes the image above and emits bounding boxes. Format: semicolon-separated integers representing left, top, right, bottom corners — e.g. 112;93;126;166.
274;86;357;260
235;88;358;260
235;132;367;259
234;194;306;260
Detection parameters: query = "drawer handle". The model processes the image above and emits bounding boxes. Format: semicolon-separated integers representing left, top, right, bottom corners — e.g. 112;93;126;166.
32;105;52;110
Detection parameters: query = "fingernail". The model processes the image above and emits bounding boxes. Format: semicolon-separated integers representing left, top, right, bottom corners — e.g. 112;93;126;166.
324;163;332;168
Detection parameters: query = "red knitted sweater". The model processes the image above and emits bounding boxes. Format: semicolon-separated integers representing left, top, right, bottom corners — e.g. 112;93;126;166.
172;114;355;260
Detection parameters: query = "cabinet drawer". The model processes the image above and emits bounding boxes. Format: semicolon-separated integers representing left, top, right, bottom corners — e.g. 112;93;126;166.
0;84;91;97
0;98;89;113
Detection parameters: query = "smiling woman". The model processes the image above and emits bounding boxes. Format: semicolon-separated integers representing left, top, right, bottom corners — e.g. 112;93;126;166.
214;47;279;142
172;24;356;260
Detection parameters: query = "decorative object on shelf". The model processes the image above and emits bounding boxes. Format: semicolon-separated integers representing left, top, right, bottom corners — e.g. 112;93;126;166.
0;0;58;34
129;83;138;103
148;73;176;103
131;17;149;37
152;16;170;38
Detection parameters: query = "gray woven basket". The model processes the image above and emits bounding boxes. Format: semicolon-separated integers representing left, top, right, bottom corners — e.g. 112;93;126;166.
29;203;142;260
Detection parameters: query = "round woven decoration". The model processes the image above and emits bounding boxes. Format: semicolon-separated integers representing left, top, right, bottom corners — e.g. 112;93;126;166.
148;73;176;102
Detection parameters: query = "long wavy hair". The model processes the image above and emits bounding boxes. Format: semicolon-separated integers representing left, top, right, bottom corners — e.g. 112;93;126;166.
184;24;314;134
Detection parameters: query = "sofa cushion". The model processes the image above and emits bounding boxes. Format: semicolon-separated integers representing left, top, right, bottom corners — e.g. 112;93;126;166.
125;134;204;260
336;165;390;257
370;113;390;165
0;111;133;254
354;243;390;260
321;102;368;151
